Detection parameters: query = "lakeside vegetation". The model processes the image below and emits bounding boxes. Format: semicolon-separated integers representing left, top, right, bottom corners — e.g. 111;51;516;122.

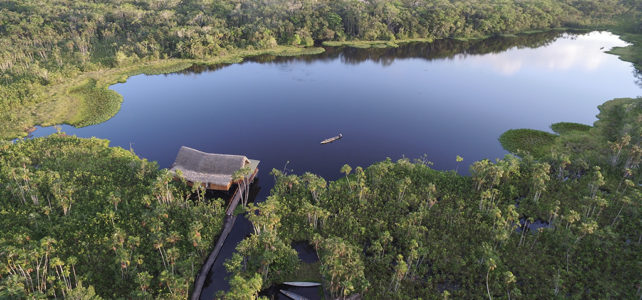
321;38;434;49
499;129;558;158
1;1;641;299
0;135;226;298
1;0;641;139
222;97;641;299
608;32;642;80
550;122;592;135
2;99;638;298
0;46;325;139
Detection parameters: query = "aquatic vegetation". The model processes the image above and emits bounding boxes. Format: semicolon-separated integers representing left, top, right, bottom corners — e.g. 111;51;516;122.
0;46;326;140
1;0;640;139
0;0;640;298
608;33;642;74
223;97;641;298
550;122;592;134
499;129;558;158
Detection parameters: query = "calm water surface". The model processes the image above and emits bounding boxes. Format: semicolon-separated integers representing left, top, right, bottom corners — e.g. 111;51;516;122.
31;31;641;298
34;31;640;181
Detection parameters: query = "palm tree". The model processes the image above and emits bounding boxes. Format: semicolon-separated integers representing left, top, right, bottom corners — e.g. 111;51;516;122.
340;164;352;192
233;167;253;207
455;155;463;173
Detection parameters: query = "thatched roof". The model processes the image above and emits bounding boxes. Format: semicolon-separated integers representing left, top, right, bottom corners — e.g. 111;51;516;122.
169;146;259;190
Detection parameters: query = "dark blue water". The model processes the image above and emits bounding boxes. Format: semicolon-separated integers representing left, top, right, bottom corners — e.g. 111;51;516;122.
30;31;641;298
33;31;640;183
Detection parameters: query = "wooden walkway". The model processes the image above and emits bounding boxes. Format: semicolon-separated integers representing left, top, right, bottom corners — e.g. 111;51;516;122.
190;170;257;300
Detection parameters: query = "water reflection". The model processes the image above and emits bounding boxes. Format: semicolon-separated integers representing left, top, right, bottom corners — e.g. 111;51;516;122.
460;31;630;75
185;30;568;74
26;31;641;298
28;30;641;203
188;31;631;80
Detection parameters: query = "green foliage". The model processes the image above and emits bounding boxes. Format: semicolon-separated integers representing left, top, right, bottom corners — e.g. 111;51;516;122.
0;46;326;140
224;195;299;291
0;0;640;298
322;40;405;48
595;97;642;144
608;32;642;76
67;78;123;127
225;97;641;298
0;135;226;298
499;129;558;158
318;237;369;298
226;273;263;300
550;122;592;134
284;261;322;283
0;0;639;139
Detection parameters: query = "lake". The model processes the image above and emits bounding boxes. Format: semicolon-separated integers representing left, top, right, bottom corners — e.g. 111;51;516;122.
30;30;641;298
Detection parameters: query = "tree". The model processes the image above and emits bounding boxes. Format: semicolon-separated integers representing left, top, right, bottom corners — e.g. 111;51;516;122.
226;273;263;300
340;164;353;192
455;155;464;173
318;237;369;299
233;166;253;207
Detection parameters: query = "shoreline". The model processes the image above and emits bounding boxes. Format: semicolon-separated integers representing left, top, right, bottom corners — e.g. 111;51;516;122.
2;27;639;140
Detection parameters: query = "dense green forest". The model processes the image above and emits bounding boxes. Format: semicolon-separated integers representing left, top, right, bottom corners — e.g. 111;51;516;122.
0;136;226;298
1;0;641;139
1;99;639;298
222;97;641;299
1;0;642;299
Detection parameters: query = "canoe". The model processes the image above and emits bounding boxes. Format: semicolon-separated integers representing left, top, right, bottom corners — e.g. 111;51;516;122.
283;281;322;287
321;133;343;144
280;289;310;300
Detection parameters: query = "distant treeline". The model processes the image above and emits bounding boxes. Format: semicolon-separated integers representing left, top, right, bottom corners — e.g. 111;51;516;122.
230;30;572;68
1;0;640;111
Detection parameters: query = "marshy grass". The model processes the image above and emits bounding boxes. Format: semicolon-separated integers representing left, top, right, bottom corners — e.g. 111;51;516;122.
323;40;400;48
1;46;325;139
499;129;558;158
68;78;123;127
608;33;642;71
550;122;592;134
322;38;434;49
135;61;195;76
452;35;492;41
2;28;640;140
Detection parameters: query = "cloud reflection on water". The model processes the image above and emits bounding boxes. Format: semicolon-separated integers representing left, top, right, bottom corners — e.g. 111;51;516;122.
457;31;631;75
